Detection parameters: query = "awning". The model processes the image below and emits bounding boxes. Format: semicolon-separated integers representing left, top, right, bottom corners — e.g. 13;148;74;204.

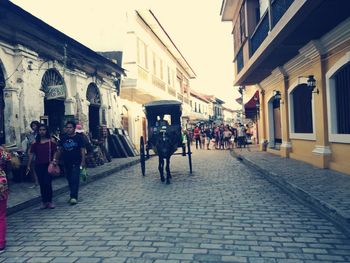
244;90;259;120
244;90;259;109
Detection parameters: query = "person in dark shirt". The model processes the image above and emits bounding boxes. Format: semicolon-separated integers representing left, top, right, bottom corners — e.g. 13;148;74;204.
54;121;86;205
27;124;57;209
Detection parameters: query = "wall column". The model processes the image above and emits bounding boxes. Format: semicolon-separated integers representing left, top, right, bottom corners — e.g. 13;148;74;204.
312;53;331;168
280;75;292;157
258;86;267;151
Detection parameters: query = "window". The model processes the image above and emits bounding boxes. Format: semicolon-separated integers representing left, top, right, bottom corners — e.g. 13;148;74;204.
326;52;350;143
292;84;313;133
195;102;197;112
152;52;156;75
137;38;148;69
159;58;163;79
199;104;201;113
334;63;350;134
259;0;269;19
233;3;246;56
167;66;171;85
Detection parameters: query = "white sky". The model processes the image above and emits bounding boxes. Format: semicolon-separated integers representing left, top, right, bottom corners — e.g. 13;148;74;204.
11;0;240;109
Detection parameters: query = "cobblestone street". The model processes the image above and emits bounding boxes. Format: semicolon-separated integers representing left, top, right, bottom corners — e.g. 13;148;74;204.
2;149;350;263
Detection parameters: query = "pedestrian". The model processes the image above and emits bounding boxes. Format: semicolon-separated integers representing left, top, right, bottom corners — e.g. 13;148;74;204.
0;146;11;253
26;124;57;209
237;123;247;149
223;126;232;149
27;120;40;188
54;121;86;205
193;126;201;149
204;126;212;150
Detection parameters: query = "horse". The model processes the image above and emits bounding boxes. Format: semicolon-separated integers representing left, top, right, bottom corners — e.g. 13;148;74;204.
154;126;177;184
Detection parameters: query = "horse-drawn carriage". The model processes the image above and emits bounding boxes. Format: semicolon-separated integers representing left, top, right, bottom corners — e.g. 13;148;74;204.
140;100;192;184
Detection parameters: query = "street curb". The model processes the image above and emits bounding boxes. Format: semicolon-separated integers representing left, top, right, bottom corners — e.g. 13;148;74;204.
7;158;141;216
231;150;350;238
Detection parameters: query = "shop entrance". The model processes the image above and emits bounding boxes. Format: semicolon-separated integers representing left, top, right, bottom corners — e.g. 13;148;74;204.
268;96;282;149
41;69;66;135
87;83;101;139
0;68;5;145
44;99;65;134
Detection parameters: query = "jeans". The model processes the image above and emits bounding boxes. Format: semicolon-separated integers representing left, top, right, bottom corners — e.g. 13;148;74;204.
64;164;80;199
35;163;53;203
0;199;6;248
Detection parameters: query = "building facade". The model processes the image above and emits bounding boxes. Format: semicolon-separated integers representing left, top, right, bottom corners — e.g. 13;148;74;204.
0;1;124;146
221;0;350;174
120;10;196;148
189;90;210;124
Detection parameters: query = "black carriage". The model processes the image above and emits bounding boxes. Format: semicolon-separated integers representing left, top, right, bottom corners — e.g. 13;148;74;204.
140;100;192;180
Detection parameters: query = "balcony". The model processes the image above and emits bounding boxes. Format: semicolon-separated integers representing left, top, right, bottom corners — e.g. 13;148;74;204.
236;47;244;74
177;93;184;102
250;11;270;56
235;0;350;85
167;86;176;97
271;0;295;27
152;75;166;91
138;66;148;81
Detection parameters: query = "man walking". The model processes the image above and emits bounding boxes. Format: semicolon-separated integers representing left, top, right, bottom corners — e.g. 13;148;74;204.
54;121;86;205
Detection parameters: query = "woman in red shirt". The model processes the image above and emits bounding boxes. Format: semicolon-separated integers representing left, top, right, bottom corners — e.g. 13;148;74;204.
27;124;57;209
193;126;201;149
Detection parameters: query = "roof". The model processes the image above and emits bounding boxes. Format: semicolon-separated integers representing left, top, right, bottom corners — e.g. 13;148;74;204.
1;1;126;78
144;100;182;108
190;90;210;103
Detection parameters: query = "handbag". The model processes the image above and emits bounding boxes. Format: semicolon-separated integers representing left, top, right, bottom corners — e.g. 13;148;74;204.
48;140;60;176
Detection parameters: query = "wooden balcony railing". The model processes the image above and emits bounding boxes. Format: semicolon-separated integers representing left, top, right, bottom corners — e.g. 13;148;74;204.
167;86;176;96
250;0;294;56
138;66;148;81
152;75;166;91
236;47;244;74
177;93;184;102
272;0;295;27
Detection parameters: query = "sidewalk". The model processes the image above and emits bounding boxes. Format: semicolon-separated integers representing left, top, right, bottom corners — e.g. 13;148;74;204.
232;145;350;237
7;156;140;215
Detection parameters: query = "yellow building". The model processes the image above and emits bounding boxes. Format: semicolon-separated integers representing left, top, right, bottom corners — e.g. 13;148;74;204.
221;0;350;175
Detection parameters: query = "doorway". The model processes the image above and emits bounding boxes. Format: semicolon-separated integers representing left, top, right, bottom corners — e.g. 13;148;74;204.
41;69;66;135
44;99;65;134
89;105;100;139
268;96;282;149
86;83;101;139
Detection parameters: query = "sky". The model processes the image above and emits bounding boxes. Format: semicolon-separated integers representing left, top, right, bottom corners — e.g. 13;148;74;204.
11;0;240;109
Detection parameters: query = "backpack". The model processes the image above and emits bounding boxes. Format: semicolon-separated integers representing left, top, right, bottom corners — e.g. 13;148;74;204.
0;170;9;200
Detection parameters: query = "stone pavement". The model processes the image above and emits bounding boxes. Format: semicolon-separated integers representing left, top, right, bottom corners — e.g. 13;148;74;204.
232;146;350;237
2;149;350;262
7;156;140;215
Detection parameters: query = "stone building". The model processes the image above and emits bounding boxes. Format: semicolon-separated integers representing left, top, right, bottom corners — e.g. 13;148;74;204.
119;9;196;149
0;1;125;145
221;0;350;174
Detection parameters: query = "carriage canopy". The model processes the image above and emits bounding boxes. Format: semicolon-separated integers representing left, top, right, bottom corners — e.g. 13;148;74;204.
143;100;182;127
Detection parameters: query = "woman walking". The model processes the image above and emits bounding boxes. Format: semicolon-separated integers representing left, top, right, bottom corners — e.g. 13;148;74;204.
27;124;57;209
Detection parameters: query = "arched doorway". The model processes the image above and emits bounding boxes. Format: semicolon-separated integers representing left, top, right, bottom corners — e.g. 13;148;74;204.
0;67;5;144
268;95;282;149
41;69;66;134
86;83;101;139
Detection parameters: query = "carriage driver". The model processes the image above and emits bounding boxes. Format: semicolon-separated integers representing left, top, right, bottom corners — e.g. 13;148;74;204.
155;114;169;128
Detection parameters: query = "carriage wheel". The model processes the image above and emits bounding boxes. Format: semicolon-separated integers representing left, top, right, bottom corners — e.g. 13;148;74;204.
186;134;193;174
140;136;146;176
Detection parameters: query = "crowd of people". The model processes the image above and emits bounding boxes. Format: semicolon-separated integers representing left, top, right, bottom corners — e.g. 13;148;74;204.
189;123;254;150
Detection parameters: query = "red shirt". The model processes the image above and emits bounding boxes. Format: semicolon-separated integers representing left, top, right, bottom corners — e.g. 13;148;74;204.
30;141;57;164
